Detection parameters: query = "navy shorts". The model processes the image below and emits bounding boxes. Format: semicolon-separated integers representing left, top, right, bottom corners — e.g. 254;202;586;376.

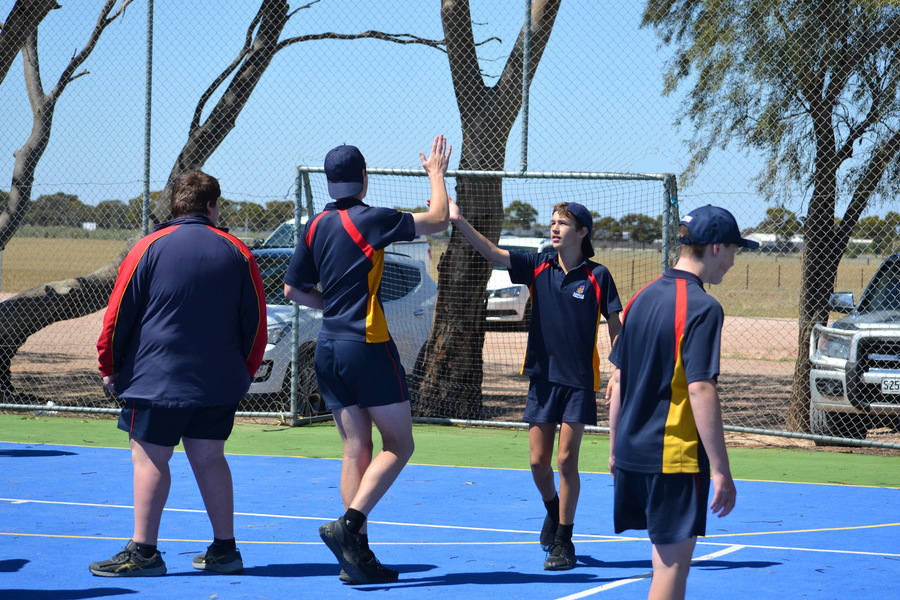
315;338;409;411
117;399;238;447
613;467;710;545
523;378;597;425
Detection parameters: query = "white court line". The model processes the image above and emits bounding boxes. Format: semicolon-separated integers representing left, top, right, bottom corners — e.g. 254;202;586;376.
0;496;619;539
553;545;746;600
4;497;899;556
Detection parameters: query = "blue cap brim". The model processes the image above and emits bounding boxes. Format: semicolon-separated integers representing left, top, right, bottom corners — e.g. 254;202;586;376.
327;180;364;199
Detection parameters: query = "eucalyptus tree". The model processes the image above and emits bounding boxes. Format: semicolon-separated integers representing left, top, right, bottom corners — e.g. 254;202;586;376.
643;0;900;430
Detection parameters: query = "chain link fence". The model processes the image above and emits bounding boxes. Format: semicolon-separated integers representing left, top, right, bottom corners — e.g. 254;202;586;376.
1;1;898;450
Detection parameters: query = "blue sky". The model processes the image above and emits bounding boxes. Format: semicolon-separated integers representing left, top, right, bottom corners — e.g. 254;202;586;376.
0;0;801;229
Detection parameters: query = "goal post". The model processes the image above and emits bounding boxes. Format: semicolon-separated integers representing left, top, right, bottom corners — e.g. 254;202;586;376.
291;166;679;422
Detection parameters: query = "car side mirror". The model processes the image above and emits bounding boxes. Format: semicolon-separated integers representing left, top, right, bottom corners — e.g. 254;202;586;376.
829;291;856;313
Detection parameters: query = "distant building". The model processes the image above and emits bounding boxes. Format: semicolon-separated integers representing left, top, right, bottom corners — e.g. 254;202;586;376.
745;232;803;253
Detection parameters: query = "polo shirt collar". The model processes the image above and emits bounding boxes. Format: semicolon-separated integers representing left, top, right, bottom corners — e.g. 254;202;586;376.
326;198;366;211
154;215;221;232
664;267;704;288
551;252;590;271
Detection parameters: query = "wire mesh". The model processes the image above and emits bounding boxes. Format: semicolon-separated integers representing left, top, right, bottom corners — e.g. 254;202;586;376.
0;1;898;449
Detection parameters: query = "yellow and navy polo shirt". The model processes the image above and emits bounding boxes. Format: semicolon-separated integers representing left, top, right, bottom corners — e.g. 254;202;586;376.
284;199;416;343
609;268;723;474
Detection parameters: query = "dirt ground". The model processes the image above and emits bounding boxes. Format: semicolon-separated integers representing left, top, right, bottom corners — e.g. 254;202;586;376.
4;305;898;455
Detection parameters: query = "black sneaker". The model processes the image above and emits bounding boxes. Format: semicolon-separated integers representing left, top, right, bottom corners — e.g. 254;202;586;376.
540;513;559;551
319;519;369;584
339;549;399;584
89;540;167;577
543;540;577;571
192;544;244;574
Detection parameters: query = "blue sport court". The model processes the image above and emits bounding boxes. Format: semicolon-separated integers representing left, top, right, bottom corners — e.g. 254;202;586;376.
1;441;898;599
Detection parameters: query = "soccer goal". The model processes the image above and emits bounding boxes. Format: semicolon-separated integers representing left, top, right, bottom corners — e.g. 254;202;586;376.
275;166;679;423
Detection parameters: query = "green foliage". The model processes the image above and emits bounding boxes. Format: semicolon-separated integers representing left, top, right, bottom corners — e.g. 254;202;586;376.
503;200;538;233
594;216;622;240
620;213;662;243
642;0;900;206
756;207;802;239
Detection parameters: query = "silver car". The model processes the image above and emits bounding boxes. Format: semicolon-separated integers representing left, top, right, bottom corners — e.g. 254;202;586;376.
248;249;436;413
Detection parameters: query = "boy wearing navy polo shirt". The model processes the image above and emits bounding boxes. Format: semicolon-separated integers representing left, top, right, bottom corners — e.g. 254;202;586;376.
284;136;451;584
607;204;756;599
451;200;622;571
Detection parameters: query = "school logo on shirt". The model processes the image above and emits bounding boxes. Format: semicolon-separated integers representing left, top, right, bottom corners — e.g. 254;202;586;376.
573;283;586;300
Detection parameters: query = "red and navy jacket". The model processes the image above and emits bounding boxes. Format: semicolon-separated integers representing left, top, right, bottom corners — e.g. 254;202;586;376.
97;216;267;407
508;252;622;392
284;199;416;342
608;268;723;474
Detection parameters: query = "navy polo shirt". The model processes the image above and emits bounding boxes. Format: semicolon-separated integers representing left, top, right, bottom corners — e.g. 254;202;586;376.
609;268;723;474
508;252;622;391
284;199;416;343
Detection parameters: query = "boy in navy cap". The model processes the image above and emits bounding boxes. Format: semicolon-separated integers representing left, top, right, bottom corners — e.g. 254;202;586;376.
284;136;451;584
451;200;622;570
606;204;757;599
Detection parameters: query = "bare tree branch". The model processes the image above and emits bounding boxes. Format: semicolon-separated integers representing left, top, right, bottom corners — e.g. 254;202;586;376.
0;0;59;86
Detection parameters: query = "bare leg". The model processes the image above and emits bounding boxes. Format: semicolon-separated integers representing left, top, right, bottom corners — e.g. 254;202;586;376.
333;406;374;533
130;436;174;545
556;422;585;525
334;401;414;516
649;537;697;600
529;423;558;502
183;437;234;540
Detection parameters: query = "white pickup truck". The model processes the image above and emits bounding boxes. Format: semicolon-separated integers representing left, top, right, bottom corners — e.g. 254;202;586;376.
809;253;900;439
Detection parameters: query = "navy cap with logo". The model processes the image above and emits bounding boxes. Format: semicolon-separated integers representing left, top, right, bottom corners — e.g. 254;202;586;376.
679;205;759;249
324;145;366;199
562;201;595;258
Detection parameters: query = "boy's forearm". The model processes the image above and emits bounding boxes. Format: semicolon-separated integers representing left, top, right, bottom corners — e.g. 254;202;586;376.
453;214;510;268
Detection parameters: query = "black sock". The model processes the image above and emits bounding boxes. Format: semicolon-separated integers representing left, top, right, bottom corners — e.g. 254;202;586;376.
211;537;236;553
134;542;157;559
543;494;560;521
343;508;367;535
555;523;574;544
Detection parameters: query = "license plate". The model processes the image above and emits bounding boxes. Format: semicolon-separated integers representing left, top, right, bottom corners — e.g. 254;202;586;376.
881;378;900;394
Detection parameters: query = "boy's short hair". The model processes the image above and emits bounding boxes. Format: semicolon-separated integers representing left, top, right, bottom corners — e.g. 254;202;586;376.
171;170;220;218
678;224;707;259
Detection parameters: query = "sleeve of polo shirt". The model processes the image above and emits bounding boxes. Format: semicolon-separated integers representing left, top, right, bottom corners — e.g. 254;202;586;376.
596;265;624;317
365;208;416;249
507;251;541;286
284;226;319;292
681;300;724;383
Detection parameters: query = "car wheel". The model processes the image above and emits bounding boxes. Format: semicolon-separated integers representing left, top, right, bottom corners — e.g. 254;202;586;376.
810;405;870;444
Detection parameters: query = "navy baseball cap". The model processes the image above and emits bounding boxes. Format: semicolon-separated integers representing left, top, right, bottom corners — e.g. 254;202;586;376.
560;202;594;258
679;205;759;249
324;145;366;199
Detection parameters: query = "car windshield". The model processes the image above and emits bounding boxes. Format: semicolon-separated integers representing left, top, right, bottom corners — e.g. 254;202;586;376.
859;259;900;313
261;222;296;248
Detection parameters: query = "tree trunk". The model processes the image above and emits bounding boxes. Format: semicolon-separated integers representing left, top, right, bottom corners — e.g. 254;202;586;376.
0;257;123;395
413;0;561;418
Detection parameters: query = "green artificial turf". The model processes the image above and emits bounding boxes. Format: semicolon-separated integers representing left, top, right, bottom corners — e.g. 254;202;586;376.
1;413;897;488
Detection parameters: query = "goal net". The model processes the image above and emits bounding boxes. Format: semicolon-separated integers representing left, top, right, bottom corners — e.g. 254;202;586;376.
282;167;678;422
